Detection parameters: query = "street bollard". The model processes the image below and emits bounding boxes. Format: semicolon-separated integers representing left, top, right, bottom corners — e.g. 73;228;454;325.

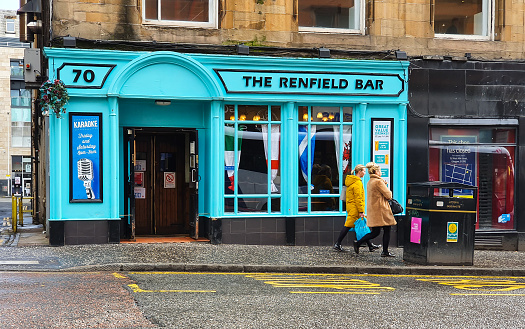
19;195;24;227
11;195;17;233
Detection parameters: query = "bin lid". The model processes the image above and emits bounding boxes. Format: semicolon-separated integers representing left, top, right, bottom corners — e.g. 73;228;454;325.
407;181;478;190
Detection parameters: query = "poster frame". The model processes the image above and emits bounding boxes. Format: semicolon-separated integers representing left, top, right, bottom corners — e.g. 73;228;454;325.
370;118;394;192
69;112;103;203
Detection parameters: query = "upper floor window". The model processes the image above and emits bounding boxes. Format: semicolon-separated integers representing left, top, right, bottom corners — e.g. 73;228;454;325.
434;0;492;39
6;19;16;34
298;0;364;34
143;0;218;28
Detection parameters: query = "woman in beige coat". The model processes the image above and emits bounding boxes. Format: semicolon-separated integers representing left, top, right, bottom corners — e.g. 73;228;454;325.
353;162;397;257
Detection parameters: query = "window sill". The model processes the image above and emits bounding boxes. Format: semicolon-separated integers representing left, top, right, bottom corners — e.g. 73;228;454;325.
142;20;217;29
299;27;364;35
434;33;491;41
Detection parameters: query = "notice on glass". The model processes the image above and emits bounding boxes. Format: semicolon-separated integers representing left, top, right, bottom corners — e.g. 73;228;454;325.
440;135;476;196
371;119;393;190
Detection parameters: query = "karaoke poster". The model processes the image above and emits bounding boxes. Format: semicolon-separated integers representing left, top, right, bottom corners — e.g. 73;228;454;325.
70;113;102;202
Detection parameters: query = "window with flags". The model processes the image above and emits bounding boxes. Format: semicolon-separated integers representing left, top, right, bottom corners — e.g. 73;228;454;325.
298;106;352;213
224;105;281;213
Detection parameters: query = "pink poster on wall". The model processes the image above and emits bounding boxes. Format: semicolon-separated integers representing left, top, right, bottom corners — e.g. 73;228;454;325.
410;217;422;244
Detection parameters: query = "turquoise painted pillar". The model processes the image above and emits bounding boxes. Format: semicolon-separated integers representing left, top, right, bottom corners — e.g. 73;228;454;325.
210;100;222;217
282;102;296;216
50;115;62;219
109;97;119;220
358;103;368;165
398;103;408;203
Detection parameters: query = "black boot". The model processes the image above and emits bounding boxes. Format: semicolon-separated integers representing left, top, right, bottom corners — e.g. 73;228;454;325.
368;243;381;252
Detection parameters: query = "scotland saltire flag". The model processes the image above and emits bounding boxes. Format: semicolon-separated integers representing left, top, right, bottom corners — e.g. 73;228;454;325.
298;125;316;183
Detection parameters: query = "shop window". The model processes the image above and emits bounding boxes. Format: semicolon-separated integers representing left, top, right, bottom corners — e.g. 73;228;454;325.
429;127;516;230
298;106;352;213
224;105;281;214
143;0;217;28
298;0;364;33
434;0;492;39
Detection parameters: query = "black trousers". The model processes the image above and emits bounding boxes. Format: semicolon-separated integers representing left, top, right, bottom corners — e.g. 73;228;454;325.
336;226;373;248
356;226;392;253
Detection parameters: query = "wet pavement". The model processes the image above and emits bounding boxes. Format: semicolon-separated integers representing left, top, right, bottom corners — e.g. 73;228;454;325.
1;198;524;275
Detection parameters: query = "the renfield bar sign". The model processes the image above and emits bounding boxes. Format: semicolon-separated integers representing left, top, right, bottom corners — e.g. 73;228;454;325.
214;69;405;96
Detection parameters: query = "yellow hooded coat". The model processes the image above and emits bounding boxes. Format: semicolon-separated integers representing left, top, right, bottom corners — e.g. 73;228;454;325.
344;174;365;227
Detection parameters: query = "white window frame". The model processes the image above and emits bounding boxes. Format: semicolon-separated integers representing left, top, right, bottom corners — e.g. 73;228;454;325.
6;19;16;34
142;0;218;29
434;0;494;41
298;0;365;35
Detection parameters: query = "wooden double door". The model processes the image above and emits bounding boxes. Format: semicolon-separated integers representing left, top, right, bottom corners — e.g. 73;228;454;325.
131;130;197;236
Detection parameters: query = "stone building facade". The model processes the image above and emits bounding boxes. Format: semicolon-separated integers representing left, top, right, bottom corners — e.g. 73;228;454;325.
17;0;525;249
0;10;30;197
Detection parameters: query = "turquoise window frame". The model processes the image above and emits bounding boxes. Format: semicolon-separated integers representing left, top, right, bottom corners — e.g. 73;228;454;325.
297;105;352;215
223;104;282;215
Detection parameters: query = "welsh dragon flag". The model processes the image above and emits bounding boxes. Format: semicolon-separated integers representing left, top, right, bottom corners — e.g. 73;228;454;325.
225;126;242;191
262;125;280;193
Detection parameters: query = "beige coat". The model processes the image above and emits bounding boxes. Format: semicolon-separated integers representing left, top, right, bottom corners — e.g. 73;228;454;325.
366;174;396;227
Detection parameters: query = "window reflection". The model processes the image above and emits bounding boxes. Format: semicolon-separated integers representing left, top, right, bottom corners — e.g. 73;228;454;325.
434;0;488;36
145;0;210;22
299;0;360;30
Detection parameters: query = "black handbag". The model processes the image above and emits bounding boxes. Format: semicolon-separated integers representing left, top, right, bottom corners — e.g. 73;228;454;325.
389;198;403;214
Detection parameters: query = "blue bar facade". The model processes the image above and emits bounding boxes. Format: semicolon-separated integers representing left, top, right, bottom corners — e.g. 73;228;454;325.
43;48;408;245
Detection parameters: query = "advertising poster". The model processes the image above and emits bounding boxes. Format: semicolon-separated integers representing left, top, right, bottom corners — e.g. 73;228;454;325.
447;222;459;243
371;119;393;191
410;217;422;244
70;113;102;202
440;135;476;196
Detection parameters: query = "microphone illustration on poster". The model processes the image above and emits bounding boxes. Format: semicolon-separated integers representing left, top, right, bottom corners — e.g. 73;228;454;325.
77;158;95;199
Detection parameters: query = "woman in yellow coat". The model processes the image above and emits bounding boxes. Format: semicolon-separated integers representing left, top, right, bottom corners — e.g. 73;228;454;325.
353;162;397;257
333;164;379;252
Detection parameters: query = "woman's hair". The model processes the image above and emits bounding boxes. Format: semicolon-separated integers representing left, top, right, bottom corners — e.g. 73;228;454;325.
351;164;366;175
320;164;332;180
366;162;381;174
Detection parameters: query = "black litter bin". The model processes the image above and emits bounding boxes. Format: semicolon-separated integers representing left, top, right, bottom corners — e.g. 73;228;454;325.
403;182;478;266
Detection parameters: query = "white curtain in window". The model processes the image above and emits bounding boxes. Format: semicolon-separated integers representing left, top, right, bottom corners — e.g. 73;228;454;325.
262;125;280;193
333;125;352;175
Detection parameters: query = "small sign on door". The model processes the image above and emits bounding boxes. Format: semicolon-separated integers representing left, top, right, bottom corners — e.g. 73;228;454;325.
134;172;144;187
135;160;146;172
134;187;146;199
164;172;176;188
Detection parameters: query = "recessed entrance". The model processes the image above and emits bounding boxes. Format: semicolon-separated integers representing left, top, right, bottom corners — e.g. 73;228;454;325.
125;128;198;237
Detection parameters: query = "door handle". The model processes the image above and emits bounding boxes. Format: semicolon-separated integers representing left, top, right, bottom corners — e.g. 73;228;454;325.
191;169;198;183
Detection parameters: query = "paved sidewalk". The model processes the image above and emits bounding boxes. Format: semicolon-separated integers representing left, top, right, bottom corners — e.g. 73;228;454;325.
1;217;524;275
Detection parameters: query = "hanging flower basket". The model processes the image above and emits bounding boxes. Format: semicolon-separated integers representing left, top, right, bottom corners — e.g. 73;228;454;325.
39;79;70;118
